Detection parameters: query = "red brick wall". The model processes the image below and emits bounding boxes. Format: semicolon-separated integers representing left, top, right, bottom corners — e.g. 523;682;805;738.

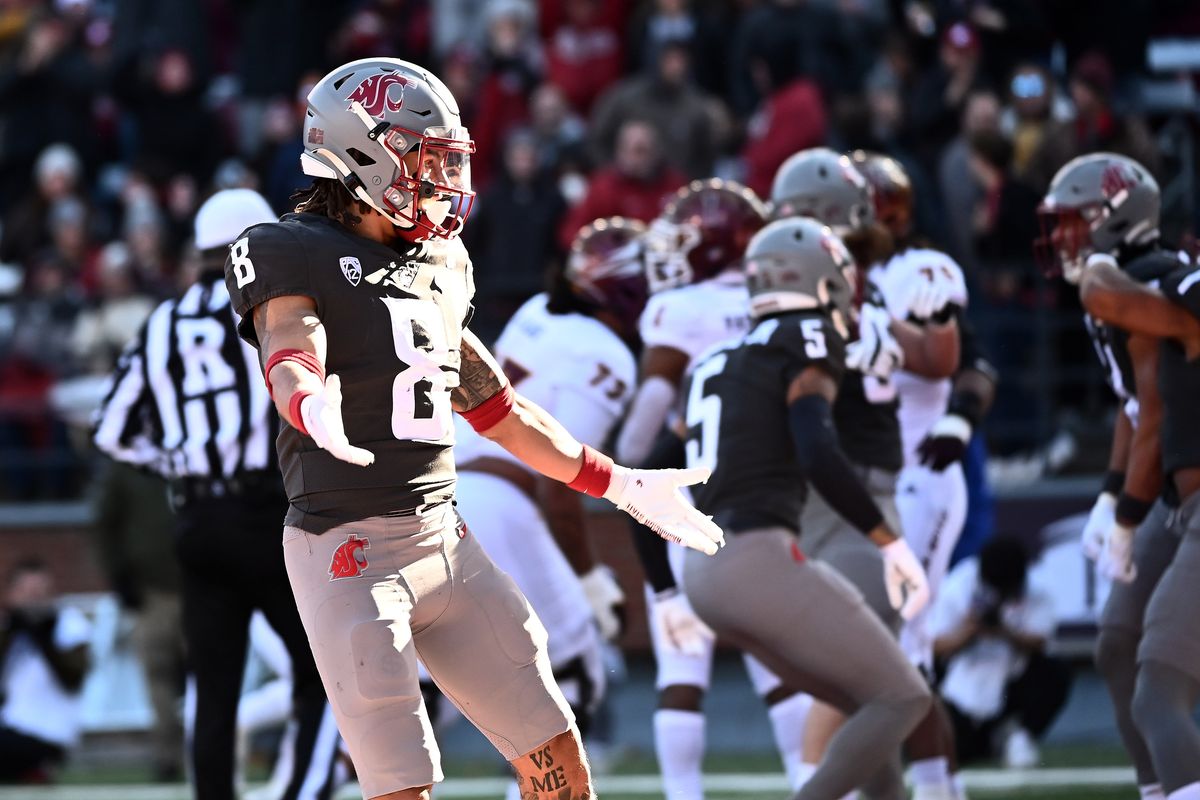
0;524;109;595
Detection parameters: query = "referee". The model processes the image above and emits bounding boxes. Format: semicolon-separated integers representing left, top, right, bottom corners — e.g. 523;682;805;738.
94;189;340;800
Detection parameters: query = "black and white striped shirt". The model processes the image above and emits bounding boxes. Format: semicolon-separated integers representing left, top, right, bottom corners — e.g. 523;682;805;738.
94;273;276;480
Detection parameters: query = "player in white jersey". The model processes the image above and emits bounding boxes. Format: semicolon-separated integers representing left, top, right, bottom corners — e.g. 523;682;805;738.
857;152;996;800
614;180;815;799
453;218;646;752
871;246;970;671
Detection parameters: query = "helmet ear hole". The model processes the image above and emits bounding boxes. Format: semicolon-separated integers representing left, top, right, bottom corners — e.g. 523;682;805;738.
346;148;376;167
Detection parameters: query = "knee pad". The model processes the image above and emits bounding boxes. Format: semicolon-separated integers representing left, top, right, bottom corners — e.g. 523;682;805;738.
346;620;420;706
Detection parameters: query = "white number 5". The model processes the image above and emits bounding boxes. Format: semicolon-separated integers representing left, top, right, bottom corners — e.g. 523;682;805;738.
801;318;827;358
382;297;454;441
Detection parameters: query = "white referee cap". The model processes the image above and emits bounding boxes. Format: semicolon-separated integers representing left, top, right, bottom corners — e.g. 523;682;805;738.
194;188;277;250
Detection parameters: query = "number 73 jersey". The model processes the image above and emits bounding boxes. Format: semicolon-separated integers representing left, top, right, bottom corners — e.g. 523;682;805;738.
683;311;845;534
225;212;474;533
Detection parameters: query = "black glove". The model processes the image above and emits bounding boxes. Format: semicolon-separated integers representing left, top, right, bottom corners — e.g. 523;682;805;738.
916;414;971;471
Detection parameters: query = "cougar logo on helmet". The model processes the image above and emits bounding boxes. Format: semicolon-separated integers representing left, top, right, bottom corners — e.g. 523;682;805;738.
1101;162;1137;200
348;73;409;119
329;534;370;580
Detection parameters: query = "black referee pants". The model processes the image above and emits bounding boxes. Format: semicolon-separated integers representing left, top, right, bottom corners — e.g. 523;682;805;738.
177;494;336;800
944;651;1072;764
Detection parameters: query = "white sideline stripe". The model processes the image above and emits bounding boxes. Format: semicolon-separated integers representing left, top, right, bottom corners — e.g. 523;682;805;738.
0;767;1137;799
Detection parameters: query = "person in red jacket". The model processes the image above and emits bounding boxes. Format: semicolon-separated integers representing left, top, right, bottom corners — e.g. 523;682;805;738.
740;63;828;198
559;119;685;250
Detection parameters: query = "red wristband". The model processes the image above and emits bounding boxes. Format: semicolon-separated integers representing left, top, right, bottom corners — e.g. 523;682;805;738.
567;445;614;498
264;349;325;400
289;391;311;436
461;384;515;433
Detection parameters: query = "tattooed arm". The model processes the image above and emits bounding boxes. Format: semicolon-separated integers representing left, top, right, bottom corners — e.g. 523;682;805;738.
454;329;590;484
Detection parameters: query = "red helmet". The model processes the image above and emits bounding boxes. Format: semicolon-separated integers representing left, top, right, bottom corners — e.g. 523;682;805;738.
566;217;649;334
645;178;768;293
848;151;913;240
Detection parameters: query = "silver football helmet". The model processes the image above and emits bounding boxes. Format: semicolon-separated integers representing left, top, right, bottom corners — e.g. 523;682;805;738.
1036;152;1160;283
744;217;857;338
769;147;875;236
302;58;475;239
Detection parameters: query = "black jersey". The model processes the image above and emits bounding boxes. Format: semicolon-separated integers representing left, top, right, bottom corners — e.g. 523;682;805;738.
832;288;902;472
683;311;846;533
1158;263;1200;478
1087;250;1185;405
225;212;474;533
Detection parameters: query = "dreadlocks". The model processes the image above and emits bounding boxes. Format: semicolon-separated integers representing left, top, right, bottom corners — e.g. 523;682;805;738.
290;178;374;227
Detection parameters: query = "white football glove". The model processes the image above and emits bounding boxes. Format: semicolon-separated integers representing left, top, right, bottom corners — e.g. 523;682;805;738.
880;538;930;620
846;303;903;379
299;374;376;467
908;273;954;322
604;466;724;555
580;566;626;642
1081;492;1116;561
652;588;716;657
1099;521;1137;584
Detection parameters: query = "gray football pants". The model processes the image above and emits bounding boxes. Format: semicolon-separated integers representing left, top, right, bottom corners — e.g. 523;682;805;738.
799;464;903;635
1094;499;1178;786
683;527;930;800
1133;491;1200;793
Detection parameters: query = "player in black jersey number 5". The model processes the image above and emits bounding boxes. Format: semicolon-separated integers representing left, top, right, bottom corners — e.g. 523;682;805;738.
680;217;931;799
224;57;722;800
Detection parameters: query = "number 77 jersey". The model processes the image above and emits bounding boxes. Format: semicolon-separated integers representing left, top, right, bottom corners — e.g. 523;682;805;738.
225;211;474;534
683;310;846;534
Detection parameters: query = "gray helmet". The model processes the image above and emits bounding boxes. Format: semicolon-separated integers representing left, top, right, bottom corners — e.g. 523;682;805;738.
744;218;857;338
1036;152;1159;283
302;58;475;239
769;147;875;236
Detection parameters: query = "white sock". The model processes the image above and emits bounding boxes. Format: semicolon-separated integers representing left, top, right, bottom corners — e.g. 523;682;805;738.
1168;784;1200;800
952;771;968;799
1141;784;1166;799
767;693;813;791
505;780;521;800
909;756;952;791
654;709;706;800
795;761;818;789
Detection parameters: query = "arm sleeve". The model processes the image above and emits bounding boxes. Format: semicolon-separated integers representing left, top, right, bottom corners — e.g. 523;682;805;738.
955;308;996;381
223;222;314;346
789;393;883;534
628;427;687;594
91;324;164;471
615;375;677;465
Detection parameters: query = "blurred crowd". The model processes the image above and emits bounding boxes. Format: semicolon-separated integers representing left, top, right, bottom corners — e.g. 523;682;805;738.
0;0;1198;499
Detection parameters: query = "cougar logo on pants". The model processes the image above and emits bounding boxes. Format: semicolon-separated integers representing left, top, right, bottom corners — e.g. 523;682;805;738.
329;534;370;580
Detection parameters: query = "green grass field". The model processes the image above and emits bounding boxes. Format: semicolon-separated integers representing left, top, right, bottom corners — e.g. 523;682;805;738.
0;744;1132;800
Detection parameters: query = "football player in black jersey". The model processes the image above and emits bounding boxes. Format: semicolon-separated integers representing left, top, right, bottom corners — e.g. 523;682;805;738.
224;57;722;800
1040;152;1200;800
771;148;979;800
680;216;931;800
